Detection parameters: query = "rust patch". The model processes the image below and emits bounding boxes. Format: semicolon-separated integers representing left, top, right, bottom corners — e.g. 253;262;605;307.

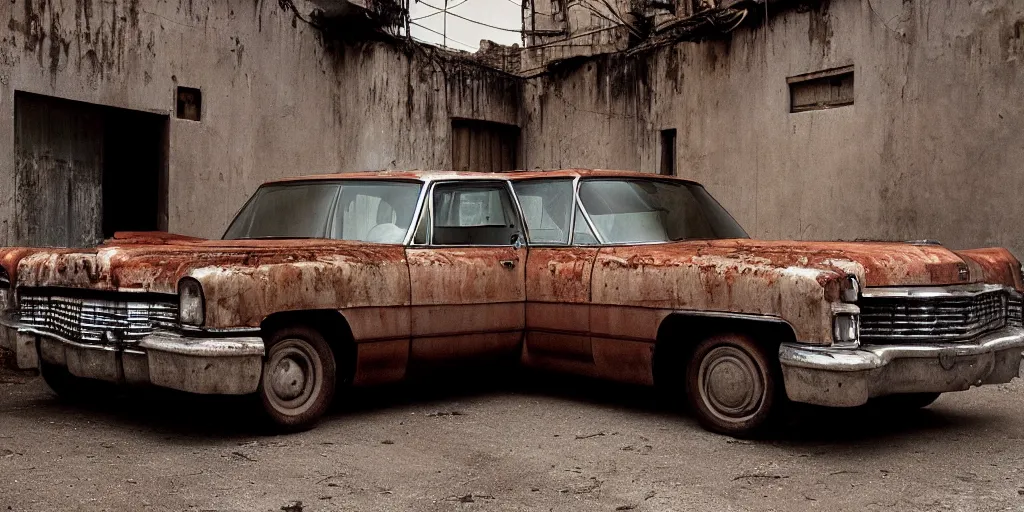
956;248;1023;291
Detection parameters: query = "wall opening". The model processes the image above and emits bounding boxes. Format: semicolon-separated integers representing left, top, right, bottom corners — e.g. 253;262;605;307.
788;65;854;113
660;128;677;176
451;119;520;173
14;92;169;247
176;86;202;121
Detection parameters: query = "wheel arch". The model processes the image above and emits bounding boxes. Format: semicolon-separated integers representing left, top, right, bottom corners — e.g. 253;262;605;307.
260;309;357;386
652;312;798;389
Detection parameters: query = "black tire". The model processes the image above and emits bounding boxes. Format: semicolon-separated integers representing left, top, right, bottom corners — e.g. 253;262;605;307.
870;392;941;411
685;334;782;438
259;326;337;431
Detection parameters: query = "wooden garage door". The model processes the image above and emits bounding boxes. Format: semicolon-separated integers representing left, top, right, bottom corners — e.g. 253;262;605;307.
14;92;104;247
451;119;520;173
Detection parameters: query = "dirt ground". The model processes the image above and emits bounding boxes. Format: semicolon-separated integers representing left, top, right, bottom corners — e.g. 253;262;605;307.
1;357;1023;512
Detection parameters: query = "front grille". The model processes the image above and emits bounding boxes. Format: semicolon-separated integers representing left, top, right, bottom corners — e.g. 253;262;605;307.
860;290;1011;343
1009;296;1023;327
17;291;178;346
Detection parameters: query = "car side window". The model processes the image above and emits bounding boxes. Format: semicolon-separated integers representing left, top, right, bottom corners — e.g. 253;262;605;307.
431;182;522;246
512;179;574;245
572;205;600;245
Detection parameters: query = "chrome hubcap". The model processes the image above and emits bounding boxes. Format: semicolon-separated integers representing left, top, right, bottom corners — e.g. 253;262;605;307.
698;346;765;423
263;339;322;416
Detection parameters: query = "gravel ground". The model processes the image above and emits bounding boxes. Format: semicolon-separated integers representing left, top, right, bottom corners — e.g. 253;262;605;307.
1;357;1023;512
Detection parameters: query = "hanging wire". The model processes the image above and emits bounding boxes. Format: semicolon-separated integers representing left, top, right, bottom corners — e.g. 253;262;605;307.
409;20;479;50
416;0;523;32
410;0;471;21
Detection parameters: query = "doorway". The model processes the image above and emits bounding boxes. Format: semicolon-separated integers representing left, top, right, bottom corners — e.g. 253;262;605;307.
451;119;520;173
14;92;169;247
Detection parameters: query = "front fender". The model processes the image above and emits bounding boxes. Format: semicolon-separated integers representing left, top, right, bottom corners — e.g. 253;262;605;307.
188;250;410;328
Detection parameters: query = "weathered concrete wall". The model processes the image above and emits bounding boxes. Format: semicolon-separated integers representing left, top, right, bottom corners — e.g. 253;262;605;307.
0;0;518;242
525;0;1024;257
521;55;645;171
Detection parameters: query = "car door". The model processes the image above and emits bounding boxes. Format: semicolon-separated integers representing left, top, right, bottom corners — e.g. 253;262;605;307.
512;178;601;376
405;179;527;366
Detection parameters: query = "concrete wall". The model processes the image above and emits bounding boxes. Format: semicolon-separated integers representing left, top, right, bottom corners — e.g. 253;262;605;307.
0;0;518;242
524;0;1024;257
521;55;645;171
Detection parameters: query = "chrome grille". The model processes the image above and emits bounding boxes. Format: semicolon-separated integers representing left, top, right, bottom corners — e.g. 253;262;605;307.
1009;296;1023;327
18;291;177;345
860;290;1010;343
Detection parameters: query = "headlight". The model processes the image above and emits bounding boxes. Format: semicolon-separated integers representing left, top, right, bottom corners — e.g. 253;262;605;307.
840;275;860;303
178;278;205;326
833;313;859;345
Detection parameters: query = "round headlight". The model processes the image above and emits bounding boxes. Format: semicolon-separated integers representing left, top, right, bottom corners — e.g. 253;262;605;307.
178;278;205;327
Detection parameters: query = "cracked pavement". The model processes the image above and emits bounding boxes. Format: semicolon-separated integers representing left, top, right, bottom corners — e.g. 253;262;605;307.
1;362;1023;512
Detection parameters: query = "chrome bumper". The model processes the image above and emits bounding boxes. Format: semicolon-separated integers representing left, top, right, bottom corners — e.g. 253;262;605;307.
0;315;264;395
779;327;1024;407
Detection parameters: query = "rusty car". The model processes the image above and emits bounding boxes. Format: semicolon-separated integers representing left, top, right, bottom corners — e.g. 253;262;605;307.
1;169;1022;436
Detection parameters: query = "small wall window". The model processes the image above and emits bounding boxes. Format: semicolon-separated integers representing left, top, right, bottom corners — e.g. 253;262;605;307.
176;86;202;121
788;66;853;113
660;128;676;176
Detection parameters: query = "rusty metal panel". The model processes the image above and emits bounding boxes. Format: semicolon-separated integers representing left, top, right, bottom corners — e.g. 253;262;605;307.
956;248;1024;291
412;303;525;337
523;247;599;367
8;241;412;330
406;246;526;361
344;306;411;343
589;239;999;345
522;333;597;378
525;247;597;304
407;247;525;305
591;337;655;386
14;93;104;247
588;304;666;342
590;243;835;344
410;332;521;362
353;339;410;386
522;331;591;361
525;302;590;333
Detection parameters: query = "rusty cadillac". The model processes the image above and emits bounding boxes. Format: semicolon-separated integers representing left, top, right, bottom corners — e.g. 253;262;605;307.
1;169;1022;436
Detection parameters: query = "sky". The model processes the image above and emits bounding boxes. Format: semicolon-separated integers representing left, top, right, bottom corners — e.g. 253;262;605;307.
407;0;524;52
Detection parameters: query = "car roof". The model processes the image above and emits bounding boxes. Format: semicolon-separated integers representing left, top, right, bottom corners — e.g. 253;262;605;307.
263;169;700;186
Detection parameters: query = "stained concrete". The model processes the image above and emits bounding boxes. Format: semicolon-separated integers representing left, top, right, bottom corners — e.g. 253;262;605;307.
0;0;519;242
523;0;1024;257
0;0;1021;259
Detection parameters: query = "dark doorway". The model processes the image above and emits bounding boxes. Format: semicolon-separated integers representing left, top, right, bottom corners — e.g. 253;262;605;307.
451;119;520;173
660;128;676;176
14;92;168;247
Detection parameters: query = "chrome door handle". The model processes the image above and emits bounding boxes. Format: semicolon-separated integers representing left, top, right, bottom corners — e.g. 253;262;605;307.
500;260;516;269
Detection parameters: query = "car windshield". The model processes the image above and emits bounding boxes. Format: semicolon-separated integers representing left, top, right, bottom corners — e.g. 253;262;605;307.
577;178;748;243
223;180;423;243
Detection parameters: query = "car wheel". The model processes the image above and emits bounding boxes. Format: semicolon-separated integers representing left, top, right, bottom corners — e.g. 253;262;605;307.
259;326;337;431
870;392;941;411
685;334;780;437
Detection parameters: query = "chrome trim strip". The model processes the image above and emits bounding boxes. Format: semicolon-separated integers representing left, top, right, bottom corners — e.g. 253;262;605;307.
140;332;265;357
666;309;795;326
402;181;431;246
861;283;1014;299
173;324;262;336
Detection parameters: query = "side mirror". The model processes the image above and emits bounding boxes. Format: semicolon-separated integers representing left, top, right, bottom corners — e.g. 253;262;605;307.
511;233;524;250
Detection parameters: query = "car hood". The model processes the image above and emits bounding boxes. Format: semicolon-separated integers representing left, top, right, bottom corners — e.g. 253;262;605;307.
692;239;1022;290
0;233;404;295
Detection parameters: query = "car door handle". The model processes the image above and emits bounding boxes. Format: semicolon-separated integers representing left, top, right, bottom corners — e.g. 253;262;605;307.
500;260;516;269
